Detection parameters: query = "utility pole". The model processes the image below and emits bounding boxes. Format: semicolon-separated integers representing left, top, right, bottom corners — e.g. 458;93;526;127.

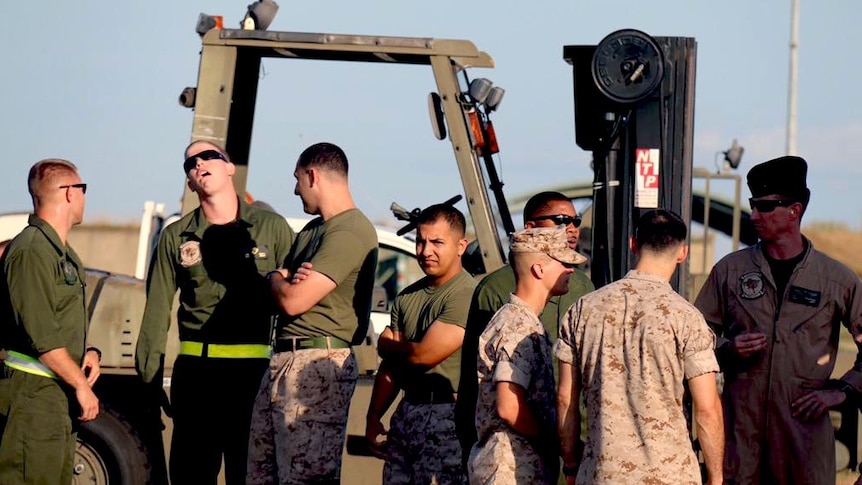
786;0;799;155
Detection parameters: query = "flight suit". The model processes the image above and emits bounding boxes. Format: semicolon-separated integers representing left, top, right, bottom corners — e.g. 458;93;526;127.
696;241;862;484
136;200;294;485
0;215;87;485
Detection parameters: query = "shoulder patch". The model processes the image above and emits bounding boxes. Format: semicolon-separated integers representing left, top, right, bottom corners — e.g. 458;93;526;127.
62;260;78;285
739;271;765;299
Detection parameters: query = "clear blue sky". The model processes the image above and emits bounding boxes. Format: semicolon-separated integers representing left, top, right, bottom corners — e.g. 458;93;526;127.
1;1;860;229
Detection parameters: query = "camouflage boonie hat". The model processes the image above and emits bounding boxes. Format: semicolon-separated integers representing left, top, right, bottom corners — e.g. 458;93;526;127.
510;226;587;265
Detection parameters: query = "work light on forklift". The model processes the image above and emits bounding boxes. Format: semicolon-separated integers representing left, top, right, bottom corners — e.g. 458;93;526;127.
485;86;505;112
469;78;493;104
195;13;224;37
468;78;505;113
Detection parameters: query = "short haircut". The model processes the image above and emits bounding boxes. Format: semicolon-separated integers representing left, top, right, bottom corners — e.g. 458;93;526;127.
523;191;571;225
28;159;79;200
185;140;232;163
509;249;550;283
296;142;348;176
417;204;466;237
635;209;687;253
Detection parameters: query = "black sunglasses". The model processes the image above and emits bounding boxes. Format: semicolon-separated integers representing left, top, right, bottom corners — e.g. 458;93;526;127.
58;183;87;194
748;198;795;213
530;214;582;228
184;150;226;173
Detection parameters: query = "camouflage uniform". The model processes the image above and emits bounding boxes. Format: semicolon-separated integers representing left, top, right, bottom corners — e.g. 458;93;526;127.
555;270;718;485
247;347;357;485
469;294;559;485
696;242;862;484
455;264;593;462
384;401;464;485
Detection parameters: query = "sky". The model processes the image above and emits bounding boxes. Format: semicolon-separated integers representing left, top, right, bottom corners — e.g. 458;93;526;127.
1;0;860;232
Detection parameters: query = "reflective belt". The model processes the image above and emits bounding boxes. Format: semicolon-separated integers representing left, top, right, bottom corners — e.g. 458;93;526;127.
179;341;271;359
4;350;58;379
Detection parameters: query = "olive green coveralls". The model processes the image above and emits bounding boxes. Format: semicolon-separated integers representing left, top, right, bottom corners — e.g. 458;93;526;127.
0;215;88;485
696;242;862;485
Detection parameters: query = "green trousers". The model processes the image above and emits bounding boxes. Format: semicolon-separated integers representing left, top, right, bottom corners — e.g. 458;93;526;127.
0;368;77;485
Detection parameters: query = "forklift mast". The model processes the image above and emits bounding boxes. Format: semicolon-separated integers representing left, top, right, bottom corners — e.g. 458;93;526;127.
180;28;508;274
564;29;697;295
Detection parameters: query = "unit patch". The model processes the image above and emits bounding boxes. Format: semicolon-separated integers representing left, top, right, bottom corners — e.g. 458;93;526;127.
179;241;202;267
739;272;765;299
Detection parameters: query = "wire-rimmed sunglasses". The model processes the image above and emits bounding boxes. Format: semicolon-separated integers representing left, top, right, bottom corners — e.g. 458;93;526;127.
529;214;582;228
184;150;227;173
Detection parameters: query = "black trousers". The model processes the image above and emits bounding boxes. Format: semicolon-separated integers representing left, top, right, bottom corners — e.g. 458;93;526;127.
169;355;269;485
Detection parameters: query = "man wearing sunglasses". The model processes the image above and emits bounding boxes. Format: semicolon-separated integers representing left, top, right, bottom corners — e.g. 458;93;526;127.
0;159;100;484
696;156;862;485
455;191;593;468
136;141;294;485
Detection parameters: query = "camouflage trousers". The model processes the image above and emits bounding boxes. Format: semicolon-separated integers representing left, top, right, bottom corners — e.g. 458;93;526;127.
383;400;466;485
467;431;557;485
246;347;357;485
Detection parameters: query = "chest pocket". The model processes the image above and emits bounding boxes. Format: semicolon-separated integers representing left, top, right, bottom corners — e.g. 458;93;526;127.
55;273;84;314
790;301;833;340
725;291;769;335
180;262;224;310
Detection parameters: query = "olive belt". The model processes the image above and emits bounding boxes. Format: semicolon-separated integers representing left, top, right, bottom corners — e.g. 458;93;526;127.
273;336;350;353
179;341;271;359
4;350;58;379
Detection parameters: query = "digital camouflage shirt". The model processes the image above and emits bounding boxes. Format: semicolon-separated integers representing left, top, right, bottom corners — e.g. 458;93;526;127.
556;270;718;485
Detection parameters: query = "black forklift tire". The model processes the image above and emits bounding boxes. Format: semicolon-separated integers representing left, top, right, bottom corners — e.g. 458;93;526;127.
74;408;151;485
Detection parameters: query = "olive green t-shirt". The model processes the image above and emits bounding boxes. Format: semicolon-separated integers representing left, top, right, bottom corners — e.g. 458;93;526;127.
136;200;294;383
276;208;378;345
389;269;476;394
0;215;87;365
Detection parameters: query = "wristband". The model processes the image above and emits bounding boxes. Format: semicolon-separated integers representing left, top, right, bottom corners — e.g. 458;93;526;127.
265;270;282;281
86;346;102;362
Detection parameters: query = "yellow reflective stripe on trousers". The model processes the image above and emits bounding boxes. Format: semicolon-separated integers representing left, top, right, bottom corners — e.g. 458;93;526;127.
179;341;271;358
4;350;58;379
